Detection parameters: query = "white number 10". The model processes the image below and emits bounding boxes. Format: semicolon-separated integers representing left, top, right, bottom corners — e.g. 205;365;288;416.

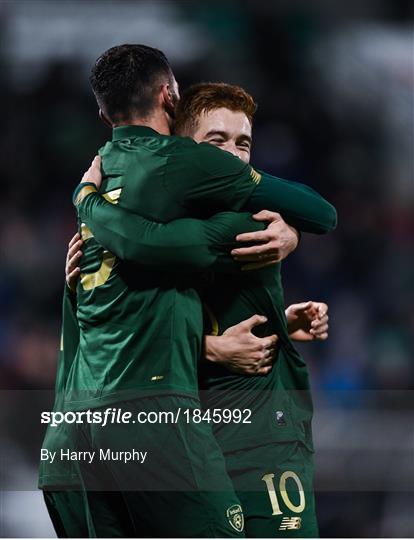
261;471;306;515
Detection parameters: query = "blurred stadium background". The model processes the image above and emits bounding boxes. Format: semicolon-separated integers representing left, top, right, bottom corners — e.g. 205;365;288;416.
0;0;413;537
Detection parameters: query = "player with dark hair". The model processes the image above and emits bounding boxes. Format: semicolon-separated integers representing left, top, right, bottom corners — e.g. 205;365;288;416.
90;44;178;126
70;81;328;537
40;44;335;537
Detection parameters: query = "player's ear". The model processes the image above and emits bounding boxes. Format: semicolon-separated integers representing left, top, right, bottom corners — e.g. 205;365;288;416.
99;109;113;128
161;84;177;119
161;84;172;106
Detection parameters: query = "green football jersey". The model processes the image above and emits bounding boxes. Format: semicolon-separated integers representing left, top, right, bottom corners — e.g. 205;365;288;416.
42;126;336;489
66;125;336;411
39;286;81;488
198;265;315;453
76;199;318;452
65;126;265;410
39;208;263;491
200;178;334;453
73;143;336;450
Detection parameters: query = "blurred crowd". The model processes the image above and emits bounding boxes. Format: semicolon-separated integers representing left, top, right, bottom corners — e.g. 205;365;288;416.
0;0;412;537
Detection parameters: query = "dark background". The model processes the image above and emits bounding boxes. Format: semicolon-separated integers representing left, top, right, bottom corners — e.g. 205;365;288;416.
0;0;413;537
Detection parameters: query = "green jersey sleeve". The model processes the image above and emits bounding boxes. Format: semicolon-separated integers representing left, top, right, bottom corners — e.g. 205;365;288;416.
245;170;337;233
163;140;261;214
74;184;264;272
164;141;337;232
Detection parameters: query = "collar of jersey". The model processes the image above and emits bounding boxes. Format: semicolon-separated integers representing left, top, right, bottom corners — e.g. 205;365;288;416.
112;125;160;141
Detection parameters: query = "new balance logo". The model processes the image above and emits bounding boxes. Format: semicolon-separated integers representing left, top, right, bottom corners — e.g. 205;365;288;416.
279;517;302;530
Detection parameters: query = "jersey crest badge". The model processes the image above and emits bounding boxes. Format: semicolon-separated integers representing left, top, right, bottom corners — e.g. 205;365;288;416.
227;504;244;532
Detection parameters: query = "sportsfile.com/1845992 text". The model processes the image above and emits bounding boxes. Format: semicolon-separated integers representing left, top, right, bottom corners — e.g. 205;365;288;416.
40;407;252;427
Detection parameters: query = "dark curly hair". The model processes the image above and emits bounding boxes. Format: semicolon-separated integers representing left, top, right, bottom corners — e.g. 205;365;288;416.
90;44;174;122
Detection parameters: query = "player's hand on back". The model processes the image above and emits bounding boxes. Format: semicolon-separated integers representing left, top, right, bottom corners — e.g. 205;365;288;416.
204;314;278;376
231;210;299;271
286;301;329;342
80;155;102;189
66;233;83;292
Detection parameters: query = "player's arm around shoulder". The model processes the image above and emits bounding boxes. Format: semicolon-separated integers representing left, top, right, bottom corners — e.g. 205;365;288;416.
249;170;338;234
163;140;260;214
71;156;297;273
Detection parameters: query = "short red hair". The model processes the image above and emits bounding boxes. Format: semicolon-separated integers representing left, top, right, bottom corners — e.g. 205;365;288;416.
174;82;257;136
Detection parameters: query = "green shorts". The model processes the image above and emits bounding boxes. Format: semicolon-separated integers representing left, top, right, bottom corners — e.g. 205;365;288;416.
76;395;245;537
225;442;318;538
